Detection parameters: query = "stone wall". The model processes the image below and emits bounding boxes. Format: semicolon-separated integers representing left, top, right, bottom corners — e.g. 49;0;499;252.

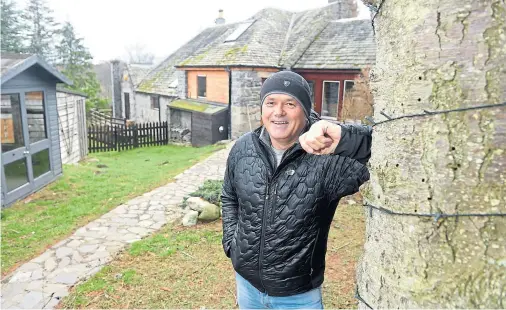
230;70;271;138
176;70;188;99
133;93;171;123
111;60;124;118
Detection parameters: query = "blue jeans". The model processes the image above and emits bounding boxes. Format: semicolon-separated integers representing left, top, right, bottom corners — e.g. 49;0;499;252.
235;272;323;309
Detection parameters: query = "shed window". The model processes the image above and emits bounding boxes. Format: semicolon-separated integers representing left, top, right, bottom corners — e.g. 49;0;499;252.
1;94;23;151
25;91;47;143
198;76;207;98
151;96;159;109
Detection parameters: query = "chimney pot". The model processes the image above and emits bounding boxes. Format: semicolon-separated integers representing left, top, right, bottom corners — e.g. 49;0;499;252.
215;9;225;25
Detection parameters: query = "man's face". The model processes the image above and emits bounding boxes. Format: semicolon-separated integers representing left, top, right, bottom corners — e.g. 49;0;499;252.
261;93;306;147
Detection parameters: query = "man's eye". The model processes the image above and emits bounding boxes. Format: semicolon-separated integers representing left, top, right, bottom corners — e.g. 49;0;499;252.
286;102;295;107
265;102;274;106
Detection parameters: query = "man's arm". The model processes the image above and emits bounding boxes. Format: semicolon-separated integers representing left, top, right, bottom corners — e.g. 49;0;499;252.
333;124;372;164
221;151;238;258
300;120;372;164
325;156;371;202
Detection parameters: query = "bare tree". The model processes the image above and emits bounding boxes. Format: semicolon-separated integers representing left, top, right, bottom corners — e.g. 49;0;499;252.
356;0;505;308
341;67;374;122
124;43;155;65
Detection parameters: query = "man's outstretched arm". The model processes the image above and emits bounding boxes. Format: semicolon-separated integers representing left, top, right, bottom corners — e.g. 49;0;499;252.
300;120;372;164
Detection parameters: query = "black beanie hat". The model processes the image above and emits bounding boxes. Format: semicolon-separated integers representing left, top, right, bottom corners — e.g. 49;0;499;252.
260;71;312;120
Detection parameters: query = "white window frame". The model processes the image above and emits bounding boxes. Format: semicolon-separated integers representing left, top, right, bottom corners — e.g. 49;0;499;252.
197;74;207;99
321;80;340;120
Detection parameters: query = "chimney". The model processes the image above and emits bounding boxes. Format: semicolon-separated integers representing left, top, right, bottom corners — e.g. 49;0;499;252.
215;9;225;25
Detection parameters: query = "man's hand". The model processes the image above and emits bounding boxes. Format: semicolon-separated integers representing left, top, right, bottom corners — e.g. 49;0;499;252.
299;120;342;155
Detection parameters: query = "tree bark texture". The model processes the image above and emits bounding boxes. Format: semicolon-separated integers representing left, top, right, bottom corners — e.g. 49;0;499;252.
357;0;505;308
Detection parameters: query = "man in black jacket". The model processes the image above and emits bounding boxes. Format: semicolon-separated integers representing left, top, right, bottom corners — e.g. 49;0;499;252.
222;71;371;309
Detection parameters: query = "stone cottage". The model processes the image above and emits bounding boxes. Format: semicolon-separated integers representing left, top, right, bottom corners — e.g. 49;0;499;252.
135;0;375;139
94;61;152;121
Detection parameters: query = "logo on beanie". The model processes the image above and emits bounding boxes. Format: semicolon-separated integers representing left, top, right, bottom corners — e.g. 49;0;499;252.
284;80;290;87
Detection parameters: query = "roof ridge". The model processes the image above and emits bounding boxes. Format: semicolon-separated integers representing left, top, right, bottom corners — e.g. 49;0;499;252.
278;12;297;68
290;20;332;69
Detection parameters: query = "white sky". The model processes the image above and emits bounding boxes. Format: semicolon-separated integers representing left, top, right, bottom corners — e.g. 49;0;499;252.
18;0;370;64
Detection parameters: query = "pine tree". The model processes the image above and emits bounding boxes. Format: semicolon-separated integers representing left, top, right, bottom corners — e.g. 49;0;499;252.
1;0;25;53
56;21;107;111
22;0;58;60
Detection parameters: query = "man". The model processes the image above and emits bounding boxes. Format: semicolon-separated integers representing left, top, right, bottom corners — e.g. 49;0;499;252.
222;71;372;309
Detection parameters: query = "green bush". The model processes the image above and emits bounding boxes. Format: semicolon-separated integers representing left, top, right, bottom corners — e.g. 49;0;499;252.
181;180;224;208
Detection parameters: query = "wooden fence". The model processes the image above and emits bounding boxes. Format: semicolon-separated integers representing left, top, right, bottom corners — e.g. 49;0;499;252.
88;108;126;127
88;122;168;153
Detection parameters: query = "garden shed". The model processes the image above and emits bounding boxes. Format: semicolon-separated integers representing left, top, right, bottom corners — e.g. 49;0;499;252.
1;53;72;207
56;88;88;164
167;99;228;147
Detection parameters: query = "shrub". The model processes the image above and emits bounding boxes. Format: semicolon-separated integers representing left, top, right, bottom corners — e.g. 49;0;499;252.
181;180;224;208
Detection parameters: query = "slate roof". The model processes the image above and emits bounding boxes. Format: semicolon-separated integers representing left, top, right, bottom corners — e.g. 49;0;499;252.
136;24;237;96
293;18;375;70
1;53;31;75
127;64;153;87
176;8;292;68
1;53;71;85
136;2;375;96
279;3;341;68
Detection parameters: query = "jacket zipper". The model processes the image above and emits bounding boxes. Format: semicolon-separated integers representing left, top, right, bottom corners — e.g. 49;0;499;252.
254;136;302;291
270;186;277;225
258;182;270;291
309;229;320;276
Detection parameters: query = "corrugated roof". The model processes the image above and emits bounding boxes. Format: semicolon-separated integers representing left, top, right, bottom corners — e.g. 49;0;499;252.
293;19;375;70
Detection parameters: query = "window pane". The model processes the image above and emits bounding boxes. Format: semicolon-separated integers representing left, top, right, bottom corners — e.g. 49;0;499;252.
151;96;159;109
322;81;340;118
344;81;355;103
1;94;24;153
198;76;207;97
4;158;29;192
26;91;47;143
32;149;51;179
345;81;355;92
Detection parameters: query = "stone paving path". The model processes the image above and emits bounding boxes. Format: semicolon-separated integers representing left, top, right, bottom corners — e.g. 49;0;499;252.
0;145;231;309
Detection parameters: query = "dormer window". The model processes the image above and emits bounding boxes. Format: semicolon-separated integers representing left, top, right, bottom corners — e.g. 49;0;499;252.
224;21;255;42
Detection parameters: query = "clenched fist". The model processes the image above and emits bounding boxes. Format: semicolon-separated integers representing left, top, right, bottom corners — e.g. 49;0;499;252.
299;120;342;155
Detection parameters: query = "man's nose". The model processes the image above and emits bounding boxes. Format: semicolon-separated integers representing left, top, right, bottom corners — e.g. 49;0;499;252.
274;104;285;115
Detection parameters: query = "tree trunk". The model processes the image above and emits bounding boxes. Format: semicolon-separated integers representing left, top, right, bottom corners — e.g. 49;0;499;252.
357;0;506;308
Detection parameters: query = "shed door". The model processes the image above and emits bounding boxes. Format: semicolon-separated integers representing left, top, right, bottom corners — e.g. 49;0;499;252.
1;91;52;205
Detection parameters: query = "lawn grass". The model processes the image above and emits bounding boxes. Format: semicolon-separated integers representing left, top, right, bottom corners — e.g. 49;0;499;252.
1;144;224;276
60;194;365;309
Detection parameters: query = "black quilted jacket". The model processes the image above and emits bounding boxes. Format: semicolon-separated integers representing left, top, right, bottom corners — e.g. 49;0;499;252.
221;118;372;296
